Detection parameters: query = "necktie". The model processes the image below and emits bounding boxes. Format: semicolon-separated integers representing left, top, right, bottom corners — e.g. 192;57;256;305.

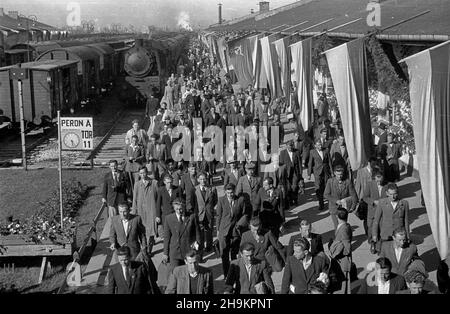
168;189;172;197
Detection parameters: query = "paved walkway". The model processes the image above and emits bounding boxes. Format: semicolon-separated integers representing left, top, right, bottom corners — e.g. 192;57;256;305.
76;166;439;294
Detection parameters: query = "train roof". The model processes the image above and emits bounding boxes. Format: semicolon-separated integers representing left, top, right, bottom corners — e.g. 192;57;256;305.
37;46;101;62
86;43;115;55
0;59;78;71
4;49;29;54
10;42;62;55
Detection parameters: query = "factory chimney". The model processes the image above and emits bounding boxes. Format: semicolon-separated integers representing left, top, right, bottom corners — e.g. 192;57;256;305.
218;3;223;24
259;2;270;13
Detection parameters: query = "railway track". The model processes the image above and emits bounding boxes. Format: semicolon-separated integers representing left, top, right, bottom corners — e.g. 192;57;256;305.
0;128;55;167
88;110;146;167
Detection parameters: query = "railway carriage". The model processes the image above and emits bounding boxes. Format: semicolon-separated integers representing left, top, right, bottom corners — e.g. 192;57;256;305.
0;60;79;126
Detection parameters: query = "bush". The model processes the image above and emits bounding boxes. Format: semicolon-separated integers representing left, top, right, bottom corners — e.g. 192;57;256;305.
0;179;88;244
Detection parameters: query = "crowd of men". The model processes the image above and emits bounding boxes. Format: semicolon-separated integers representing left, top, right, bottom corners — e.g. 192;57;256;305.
102;37;448;295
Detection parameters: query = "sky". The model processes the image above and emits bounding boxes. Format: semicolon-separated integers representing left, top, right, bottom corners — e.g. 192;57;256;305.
0;0;298;30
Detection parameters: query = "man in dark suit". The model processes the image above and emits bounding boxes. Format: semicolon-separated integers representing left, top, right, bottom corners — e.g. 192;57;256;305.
262;154;288;208
280;141;304;207
281;238;328;294
324;165;358;230
162;198;202;269
235;162;261;214
233;106;247;127
372;183;410;243
109;203;147;260
179;162;198;215
287;219;324;258
102;160;131;217
223;160;245;187
165;249;214;294
158;158;181;187
205;105;219;127
217;183;250;277
358;257;406;294
379;133;403;182
194;172;218;252
307;139;332;211
224;242;275;294
363;170;388;244
379;227;418;276
156;174;182;230
329;208;353;294
254;177;284;238
106;246;156;294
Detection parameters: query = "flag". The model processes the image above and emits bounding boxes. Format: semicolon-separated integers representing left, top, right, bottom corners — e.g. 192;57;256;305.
260;34;283;99
228;37;253;89
273;36;291;98
249;34;267;89
216;36;228;72
404;40;450;260
324;38;372;170
290;38;314;132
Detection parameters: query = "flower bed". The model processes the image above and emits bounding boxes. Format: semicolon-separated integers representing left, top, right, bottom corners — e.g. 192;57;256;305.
0;179;88;245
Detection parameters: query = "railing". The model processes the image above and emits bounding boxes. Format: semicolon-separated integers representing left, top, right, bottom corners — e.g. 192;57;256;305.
56;202;107;294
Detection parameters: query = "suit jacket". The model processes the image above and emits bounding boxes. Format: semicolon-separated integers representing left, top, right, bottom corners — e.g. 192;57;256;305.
156;185;182;219
263;165;287;191
179;173;198;213
158;170;182;187
224;258;275;294
163;213;202;261
124;144;146;173
235;175;261;207
363;181;388;224
281;255;328;294
240;230;286;263
161;135;177;160
233;114;246;127
358;273;406;294
379;241;418;275
194;186;218;222
255;187;284;221
324;177;358;214
205;112;219;127
217;196;249;250
307;148;332;178
106;261;152;294
165;265;214;294
223;168;245;187
286;233;324;257
102;171;130;207
279;149;303;189
109;214;147;258
329;222;353;273
146;97;159;117
355;167;374;199
372;198;410;240
147;143;166;162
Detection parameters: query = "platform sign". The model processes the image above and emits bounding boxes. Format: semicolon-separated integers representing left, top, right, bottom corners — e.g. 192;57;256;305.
60;117;93;150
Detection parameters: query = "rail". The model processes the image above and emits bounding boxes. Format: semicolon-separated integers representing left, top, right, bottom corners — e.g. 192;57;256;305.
56;202;107;294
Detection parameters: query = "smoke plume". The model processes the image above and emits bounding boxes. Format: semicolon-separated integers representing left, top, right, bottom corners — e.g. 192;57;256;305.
177;11;193;31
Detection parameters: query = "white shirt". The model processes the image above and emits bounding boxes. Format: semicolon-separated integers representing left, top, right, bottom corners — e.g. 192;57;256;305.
391;201;399;210
302;254;312;270
287;150;293;162
378;184;383;196
317;149;324;160
366;166;372;176
122;219;129;236
245;263;252;280
122;265;130;282
377;278;390;294
394;246;403;262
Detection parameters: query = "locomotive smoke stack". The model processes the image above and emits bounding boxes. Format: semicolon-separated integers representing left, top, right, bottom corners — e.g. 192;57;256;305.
135;38;144;48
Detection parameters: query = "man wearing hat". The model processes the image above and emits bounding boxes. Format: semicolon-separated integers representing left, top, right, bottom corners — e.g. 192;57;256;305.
180;161;199;215
236;162;262;216
162;198;202;270
223;159;245;188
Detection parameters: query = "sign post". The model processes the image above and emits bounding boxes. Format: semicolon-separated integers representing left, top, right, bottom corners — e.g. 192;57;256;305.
57;110;64;228
59;117;94;228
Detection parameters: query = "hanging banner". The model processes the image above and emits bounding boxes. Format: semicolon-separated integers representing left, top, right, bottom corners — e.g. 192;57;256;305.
324;38;372;170
260;34;283;99
273;36;291;98
403;40;450;260
250;34;267;89
228;36;254;89
290;38;313;132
